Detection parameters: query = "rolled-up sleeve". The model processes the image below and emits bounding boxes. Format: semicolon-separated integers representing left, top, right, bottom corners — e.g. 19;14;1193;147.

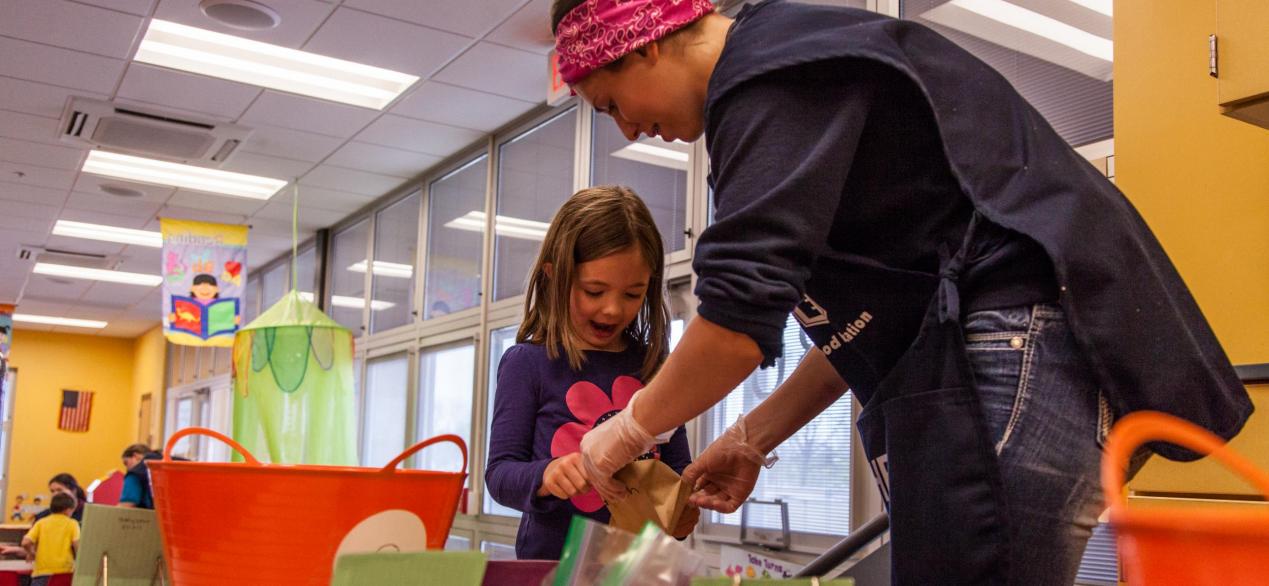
694;66;874;365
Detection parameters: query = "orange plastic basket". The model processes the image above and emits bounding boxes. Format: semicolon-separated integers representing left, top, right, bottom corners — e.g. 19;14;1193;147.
1102;411;1269;586
149;428;467;585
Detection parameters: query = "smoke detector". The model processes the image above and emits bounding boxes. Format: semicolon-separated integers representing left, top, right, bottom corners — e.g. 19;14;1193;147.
100;183;146;198
199;0;281;30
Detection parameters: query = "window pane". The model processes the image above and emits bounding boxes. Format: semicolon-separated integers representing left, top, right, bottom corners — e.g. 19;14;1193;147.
706;314;853;536
415;342;474;474
445;535;472;551
481;541;517;561
261;263;288;311
900;0;1112;146
295;246;317;295
330;220;371;333
425;156;488;319
371;192;421;333
483;325;522;518
362;353;409;467
243;276;261;323
591;113;687;253
172;397;194;458
493;109;577;301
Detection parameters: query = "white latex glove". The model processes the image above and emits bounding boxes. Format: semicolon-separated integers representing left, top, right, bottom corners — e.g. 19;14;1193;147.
681;416;777;513
579;393;658;503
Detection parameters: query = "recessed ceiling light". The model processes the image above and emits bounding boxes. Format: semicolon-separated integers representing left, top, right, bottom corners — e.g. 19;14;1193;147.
99;184;147;198
298;291;395;311
610;139;691;171
347;260;414;278
82;150;287;200
13;313;108;329
33;262;162;287
199;0;281;31
53;220;163;248
945;0;1112;61
444;211;549;241
135;19;420;110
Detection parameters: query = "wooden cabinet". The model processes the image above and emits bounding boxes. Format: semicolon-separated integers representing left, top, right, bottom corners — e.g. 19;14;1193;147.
1216;0;1269;129
1129;383;1269;499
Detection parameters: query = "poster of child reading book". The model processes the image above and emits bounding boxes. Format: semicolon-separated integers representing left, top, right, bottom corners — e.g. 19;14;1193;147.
161;218;248;347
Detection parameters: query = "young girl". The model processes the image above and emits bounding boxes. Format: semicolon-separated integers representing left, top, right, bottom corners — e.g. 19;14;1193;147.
485;185;697;560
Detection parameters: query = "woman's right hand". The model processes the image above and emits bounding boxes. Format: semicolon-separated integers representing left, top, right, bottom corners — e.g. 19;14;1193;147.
538;453;591;499
681;417;770;513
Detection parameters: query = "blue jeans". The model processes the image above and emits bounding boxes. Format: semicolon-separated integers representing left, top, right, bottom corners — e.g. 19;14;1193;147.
963;303;1149;585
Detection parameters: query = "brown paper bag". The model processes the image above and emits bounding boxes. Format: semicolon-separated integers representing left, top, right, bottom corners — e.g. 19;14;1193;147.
607;459;695;534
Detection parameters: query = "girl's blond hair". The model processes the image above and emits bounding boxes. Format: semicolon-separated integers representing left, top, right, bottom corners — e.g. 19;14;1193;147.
518;185;669;381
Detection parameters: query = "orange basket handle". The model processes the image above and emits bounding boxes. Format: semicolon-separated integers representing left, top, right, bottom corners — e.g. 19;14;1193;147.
1101;411;1269;510
380;434;467;474
164;427;261;465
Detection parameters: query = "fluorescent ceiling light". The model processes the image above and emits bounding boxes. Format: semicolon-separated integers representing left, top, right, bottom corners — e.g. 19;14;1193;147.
52;220;163;248
444;211;549;241
83;151;286;200
348;260;414;278
947;0;1111;61
610;139;691;171
135;19;419;110
33;262;163;287
299;291;395;311
13;313;108;329
921;0;1113;80
1067;0;1111;17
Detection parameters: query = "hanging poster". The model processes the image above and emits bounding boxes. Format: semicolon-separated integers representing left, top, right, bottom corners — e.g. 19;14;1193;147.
161;219;247;347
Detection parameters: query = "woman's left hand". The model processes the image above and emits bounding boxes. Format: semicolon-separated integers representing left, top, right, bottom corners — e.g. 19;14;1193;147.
579;401;657;503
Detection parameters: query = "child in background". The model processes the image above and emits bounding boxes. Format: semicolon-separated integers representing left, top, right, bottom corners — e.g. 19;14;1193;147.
485;186;698;560
22;492;80;586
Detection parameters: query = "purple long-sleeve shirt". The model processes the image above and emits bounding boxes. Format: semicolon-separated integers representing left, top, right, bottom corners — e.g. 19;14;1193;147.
485;341;691;560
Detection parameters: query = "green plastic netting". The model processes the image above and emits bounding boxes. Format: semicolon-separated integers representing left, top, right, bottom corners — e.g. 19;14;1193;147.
232;289;357;465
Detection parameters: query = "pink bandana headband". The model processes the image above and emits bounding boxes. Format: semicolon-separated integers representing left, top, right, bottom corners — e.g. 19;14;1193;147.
555;0;716;84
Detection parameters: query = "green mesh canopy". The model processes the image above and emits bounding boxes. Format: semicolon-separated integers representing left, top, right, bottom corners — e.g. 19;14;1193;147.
232;290;357;465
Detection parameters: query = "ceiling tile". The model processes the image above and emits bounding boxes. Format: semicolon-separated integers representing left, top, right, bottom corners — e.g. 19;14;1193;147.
301;164;406;195
153;0;337;48
239;125;344;163
3;199;62;222
22;274;94;301
0;137;87;171
166;190;266;217
0;110;63;143
342;0;526;37
13;323;55;333
72;173;174;203
69;0;155;17
356;115;483;157
65;190;165;218
487;0;554;55
391;82;536;132
326;142;442;179
434;42;545;103
150;205;256;227
98;318;159;338
0;0;144;59
289;185;375;214
0;77;108;120
81;281;155;308
253;200;347;232
0;162;78;191
220;151;314;182
0;182;71;207
239;91;381;139
303;7;473;77
114;245;161;274
0;228;51;252
117;64;262;120
0;214;54;235
0;37;127;94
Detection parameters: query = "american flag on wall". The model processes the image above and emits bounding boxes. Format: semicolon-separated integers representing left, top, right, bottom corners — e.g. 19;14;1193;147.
58;390;93;432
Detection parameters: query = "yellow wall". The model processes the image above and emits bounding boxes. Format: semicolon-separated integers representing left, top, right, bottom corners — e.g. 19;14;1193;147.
131;327;166;447
7;331;137;516
1114;0;1269;364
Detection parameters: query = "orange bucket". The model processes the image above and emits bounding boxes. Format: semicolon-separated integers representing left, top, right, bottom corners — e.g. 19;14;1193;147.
149;428;467;585
1102;411;1269;586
